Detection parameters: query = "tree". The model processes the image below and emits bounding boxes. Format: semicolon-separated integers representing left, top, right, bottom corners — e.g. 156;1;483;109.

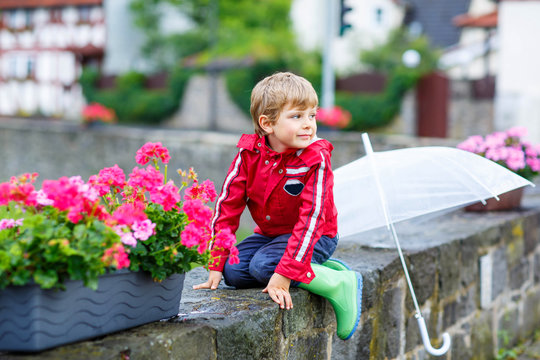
129;0;321;117
129;0;309;69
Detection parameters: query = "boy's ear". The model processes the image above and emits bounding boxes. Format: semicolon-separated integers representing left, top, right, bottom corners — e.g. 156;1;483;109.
259;115;274;134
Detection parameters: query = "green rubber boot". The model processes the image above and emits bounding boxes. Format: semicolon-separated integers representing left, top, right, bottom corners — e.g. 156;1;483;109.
298;263;362;340
321;258;351;271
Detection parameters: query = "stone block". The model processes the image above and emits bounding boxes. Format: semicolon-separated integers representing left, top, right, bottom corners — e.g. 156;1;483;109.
500;221;516;245
443;300;457;329
470;312;495;360
380;286;404;358
523;215;539;255
509;258;530;290
458;286;478;319
286;331;331;360
506;236;525;268
362;269;381;313
535;253;540;284
460;239;479;287
492;247;508;300
438;242;462;299
467;224;501;248
331;317;372;360
522;288;540;337
497;307;520;349
215;307;284;360
450;332;473;360
282;292;328;338
408;247;437;306
405;313;422;352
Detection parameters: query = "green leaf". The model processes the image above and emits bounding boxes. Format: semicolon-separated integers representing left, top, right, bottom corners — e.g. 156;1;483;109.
34;269;59;289
0;251;9;270
73;224;87;239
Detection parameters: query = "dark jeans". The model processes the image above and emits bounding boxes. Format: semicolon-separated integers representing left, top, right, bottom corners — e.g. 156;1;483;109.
223;233;338;288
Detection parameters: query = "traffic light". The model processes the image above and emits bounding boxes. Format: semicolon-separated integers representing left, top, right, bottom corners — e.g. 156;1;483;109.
339;0;353;36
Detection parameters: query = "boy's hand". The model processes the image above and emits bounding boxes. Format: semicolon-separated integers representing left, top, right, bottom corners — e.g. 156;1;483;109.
193;270;223;290
263;273;293;310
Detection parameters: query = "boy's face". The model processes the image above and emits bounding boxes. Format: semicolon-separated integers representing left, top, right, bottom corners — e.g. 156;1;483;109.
260;103;318;153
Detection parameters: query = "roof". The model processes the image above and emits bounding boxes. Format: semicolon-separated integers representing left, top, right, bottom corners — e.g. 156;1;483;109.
403;0;472;48
0;0;102;9
453;10;498;28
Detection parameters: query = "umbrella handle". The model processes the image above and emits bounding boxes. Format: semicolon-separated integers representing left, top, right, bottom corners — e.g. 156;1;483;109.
416;315;451;356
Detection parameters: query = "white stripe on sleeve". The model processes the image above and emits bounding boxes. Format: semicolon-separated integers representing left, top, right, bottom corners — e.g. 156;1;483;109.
295;152;325;261
210;149;244;242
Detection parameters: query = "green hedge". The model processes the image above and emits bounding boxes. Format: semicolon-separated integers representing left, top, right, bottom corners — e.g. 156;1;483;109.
79;68;192;125
337;69;425;130
224;57;323;118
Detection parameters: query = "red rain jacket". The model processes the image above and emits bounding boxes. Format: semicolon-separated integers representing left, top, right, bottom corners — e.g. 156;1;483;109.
209;134;338;284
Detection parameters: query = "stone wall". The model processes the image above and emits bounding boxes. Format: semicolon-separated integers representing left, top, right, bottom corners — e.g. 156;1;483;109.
2;119;539;360
4;194;540;360
0;117;457;187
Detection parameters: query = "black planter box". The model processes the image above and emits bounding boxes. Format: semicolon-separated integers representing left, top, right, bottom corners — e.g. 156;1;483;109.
0;271;185;352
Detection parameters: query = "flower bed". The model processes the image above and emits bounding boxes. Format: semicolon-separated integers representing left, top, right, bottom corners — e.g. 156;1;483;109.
457;127;540;182
0;142;238;290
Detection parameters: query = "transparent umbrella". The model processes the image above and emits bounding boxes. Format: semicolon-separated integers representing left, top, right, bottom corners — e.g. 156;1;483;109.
334;133;534;356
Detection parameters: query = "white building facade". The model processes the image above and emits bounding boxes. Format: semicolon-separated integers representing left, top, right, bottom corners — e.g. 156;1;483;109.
495;0;540;143
0;0;106;119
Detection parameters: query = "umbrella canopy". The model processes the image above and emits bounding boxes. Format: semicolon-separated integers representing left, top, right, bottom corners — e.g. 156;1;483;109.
333;133;533;356
335;140;533;239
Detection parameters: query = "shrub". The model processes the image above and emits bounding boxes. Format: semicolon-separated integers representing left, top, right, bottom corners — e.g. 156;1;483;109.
80;68;192;125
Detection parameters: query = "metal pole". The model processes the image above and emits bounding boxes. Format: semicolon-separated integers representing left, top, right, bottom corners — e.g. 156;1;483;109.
208;0;219;131
321;0;335;109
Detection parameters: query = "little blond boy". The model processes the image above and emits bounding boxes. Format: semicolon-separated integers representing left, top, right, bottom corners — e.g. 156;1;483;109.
194;72;362;340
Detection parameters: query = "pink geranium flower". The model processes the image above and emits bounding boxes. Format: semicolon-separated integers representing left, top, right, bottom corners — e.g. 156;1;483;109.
150;180;181;211
180;223;205;248
112;201;147;226
90;165;126;196
507;126;528;138
183;199;213;227
135;142;171;165
457;127;540;181
184;179;217;203
0;218;23;230
212;228;236;250
102;243;130;269
128;166;164;193
132;219;156;241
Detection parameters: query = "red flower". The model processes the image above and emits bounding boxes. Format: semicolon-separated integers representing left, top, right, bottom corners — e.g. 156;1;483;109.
82;103;116;123
316;106;351;129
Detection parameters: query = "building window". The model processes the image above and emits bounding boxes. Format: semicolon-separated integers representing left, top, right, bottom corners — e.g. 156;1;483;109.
375;7;383;25
50;7;62;23
79;6;91;22
27;57;36;79
5;10;18;29
8;56;17;78
24;9;34;28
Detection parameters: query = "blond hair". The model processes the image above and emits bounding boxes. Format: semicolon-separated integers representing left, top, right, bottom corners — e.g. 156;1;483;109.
250;72;318;136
